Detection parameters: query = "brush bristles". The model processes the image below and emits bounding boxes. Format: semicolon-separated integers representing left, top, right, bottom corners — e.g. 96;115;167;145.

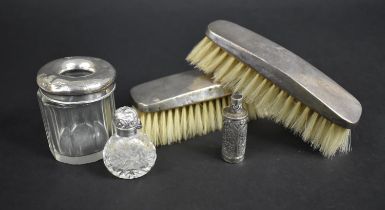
138;96;229;146
187;37;351;157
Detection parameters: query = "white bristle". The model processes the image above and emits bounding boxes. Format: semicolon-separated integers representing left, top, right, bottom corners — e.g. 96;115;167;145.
138;97;230;146
180;106;188;140
159;111;167;145
186;37;351;157
166;110;174;144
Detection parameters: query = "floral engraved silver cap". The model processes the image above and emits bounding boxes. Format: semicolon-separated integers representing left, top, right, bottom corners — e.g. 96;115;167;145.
114;106;142;130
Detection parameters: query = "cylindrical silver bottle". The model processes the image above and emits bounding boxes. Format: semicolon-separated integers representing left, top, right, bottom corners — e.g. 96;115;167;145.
37;56;116;165
222;93;248;163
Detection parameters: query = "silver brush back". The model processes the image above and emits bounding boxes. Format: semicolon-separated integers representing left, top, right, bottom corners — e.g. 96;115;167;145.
131;70;230;112
206;20;362;128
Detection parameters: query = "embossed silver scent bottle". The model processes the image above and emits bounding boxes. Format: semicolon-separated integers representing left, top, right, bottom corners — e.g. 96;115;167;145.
37;57;116;165
103;107;157;179
222;93;248;163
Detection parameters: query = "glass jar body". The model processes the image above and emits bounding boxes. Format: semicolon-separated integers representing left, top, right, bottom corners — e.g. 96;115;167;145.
37;89;115;164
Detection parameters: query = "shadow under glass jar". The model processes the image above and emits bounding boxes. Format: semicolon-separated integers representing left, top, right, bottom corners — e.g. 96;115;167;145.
37;56;116;164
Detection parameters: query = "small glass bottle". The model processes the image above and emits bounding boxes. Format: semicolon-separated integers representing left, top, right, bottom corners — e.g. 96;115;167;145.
103;106;156;179
222;93;248;163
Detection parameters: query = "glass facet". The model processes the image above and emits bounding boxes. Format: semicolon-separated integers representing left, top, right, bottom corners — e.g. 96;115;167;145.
103;131;156;179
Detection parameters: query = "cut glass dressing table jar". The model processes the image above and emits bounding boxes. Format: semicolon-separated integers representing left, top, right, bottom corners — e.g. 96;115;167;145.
37;56;116;164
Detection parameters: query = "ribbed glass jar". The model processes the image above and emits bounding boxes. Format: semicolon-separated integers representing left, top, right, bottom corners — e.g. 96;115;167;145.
37;57;116;164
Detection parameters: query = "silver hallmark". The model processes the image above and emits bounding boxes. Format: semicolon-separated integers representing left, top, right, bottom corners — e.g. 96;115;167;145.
222;93;248;163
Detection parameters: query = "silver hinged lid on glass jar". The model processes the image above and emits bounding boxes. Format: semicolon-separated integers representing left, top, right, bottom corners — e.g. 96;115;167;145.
37;56;116;165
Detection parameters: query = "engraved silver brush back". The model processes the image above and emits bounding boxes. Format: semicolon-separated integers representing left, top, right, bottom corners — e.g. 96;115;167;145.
206;20;362;128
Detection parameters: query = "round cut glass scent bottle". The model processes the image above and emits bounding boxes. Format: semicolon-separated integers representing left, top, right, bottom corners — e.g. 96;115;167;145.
103;106;157;179
37;57;116;165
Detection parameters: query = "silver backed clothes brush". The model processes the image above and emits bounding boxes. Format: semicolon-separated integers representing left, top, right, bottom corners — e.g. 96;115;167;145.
187;20;362;157
131;70;230;146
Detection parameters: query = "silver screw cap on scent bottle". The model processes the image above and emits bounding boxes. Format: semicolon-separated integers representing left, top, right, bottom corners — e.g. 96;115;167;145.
222;93;248;163
113;106;142;137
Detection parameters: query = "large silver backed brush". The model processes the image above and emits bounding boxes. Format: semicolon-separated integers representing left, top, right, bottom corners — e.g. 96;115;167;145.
131;70;230;146
187;20;362;157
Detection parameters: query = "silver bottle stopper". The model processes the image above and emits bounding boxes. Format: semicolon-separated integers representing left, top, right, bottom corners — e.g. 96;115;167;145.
113;106;142;137
37;56;116;165
222;93;248;163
